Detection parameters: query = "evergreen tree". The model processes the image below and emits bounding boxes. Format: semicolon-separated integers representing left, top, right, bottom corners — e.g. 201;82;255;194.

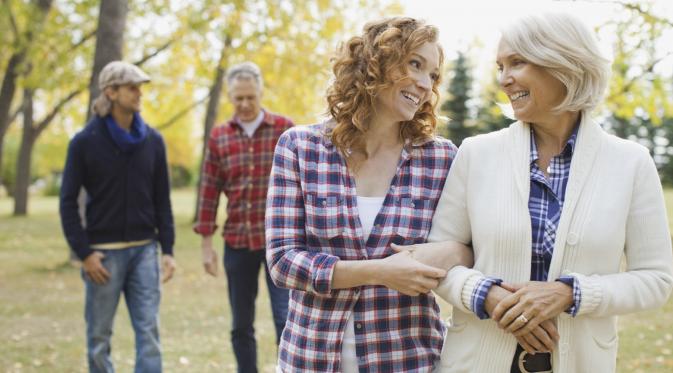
441;52;473;147
475;74;512;135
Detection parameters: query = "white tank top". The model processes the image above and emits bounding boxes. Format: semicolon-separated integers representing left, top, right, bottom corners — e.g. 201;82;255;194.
341;196;385;373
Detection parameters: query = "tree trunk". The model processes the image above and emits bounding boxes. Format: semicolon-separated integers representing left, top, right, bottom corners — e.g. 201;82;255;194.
13;90;35;216
193;39;230;222
0;0;53;187
85;0;128;122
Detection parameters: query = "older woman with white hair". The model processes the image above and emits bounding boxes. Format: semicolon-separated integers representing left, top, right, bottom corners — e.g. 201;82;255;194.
397;12;673;373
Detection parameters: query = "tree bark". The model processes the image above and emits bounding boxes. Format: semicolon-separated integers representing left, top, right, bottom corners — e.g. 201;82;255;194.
85;0;128;122
0;0;53;187
0;53;23;185
193;38;231;222
13;89;35;215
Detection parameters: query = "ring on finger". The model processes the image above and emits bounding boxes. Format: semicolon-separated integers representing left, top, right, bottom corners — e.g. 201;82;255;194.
517;314;529;324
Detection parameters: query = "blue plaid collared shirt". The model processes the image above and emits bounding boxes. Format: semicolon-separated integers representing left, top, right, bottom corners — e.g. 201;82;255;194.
266;123;456;372
471;125;581;319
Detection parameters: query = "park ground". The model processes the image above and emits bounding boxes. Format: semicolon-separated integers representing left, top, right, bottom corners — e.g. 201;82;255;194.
1;190;672;372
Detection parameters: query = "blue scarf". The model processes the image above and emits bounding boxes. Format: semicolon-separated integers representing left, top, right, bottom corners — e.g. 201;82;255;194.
104;112;148;153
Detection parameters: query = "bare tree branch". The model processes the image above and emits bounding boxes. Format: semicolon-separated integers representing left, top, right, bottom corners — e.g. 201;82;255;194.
155;94;210;131
70;28;98;52
46;28;98;71
621;2;673;28
557;0;673;27
9;102;23;124
134;38;175;66
34;88;84;135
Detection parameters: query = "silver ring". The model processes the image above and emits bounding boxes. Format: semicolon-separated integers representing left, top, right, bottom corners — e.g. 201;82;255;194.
517;314;529;324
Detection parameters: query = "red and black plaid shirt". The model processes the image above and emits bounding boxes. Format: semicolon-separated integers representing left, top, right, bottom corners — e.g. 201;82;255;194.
194;111;294;250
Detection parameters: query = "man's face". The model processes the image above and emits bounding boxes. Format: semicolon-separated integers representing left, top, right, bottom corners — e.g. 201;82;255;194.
228;78;262;122
106;83;143;114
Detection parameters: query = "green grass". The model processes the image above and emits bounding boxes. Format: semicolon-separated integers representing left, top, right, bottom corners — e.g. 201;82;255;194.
1;189;672;372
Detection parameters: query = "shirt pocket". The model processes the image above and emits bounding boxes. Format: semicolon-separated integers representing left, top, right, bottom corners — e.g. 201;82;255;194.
304;192;346;240
391;197;433;245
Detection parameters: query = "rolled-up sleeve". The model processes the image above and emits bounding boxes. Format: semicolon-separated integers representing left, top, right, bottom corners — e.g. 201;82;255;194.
265;130;339;296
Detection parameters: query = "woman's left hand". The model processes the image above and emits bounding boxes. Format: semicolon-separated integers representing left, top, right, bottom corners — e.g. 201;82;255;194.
491;281;573;337
391;241;473;270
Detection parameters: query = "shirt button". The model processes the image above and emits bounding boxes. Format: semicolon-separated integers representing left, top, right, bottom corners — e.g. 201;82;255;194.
249;147;254;152
247;203;252;209
321;200;327;206
410;202;415;208
249;165;254;171
567;232;579;245
355;323;362;329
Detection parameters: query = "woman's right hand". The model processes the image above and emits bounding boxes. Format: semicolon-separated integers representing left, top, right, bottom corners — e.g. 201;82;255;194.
375;250;447;296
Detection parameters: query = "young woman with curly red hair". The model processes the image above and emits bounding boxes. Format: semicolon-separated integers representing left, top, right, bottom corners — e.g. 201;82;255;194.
265;17;472;372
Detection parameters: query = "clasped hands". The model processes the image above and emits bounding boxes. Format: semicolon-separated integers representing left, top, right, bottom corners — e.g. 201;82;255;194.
486;281;573;354
391;241;573;354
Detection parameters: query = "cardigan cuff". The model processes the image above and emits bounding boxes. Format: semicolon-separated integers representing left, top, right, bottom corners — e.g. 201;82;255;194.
461;274;486;312
434;266;483;313
572;273;603;316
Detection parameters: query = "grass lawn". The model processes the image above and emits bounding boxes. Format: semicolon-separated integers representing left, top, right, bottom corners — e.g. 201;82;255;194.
1;189;672;372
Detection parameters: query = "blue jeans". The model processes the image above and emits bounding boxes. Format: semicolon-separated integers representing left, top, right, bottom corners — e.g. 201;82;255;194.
82;242;162;373
224;245;289;373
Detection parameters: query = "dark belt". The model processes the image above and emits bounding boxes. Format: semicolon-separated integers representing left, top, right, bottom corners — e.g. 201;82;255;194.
510;344;552;373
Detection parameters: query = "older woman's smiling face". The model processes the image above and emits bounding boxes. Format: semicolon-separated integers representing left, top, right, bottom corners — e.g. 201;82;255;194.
496;38;568;125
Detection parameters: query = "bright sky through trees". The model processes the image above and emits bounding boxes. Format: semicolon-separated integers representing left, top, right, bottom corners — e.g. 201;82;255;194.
397;0;673;76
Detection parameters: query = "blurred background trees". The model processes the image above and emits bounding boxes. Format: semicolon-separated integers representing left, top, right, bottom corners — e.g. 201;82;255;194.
0;0;671;216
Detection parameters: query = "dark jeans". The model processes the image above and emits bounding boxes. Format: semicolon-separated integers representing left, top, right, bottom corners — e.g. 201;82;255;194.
224;245;289;373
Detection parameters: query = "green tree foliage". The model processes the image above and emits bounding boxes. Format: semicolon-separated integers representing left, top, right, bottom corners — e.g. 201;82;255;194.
475;73;513;134
440;52;474;147
601;2;673;184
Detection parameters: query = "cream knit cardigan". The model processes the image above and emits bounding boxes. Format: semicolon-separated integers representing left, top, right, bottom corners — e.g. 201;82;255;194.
429;116;673;372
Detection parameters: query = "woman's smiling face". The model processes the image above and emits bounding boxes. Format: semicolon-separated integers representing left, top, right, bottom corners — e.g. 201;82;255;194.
496;38;568;124
374;41;441;125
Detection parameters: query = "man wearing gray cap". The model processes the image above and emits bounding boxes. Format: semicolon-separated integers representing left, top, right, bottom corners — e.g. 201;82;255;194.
59;61;175;373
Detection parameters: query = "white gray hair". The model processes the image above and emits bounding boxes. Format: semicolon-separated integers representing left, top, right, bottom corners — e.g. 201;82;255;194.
500;12;611;114
226;61;264;91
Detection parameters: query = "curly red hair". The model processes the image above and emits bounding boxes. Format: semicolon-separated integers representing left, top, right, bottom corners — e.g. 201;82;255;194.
326;17;444;157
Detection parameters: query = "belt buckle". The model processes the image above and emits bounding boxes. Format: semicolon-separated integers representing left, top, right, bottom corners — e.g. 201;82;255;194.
517;350;552;373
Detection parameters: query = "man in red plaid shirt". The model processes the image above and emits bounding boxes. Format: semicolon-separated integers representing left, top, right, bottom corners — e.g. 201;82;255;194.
194;61;293;373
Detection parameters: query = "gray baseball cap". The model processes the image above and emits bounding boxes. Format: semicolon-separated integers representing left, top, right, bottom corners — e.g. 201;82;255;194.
98;61;150;90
